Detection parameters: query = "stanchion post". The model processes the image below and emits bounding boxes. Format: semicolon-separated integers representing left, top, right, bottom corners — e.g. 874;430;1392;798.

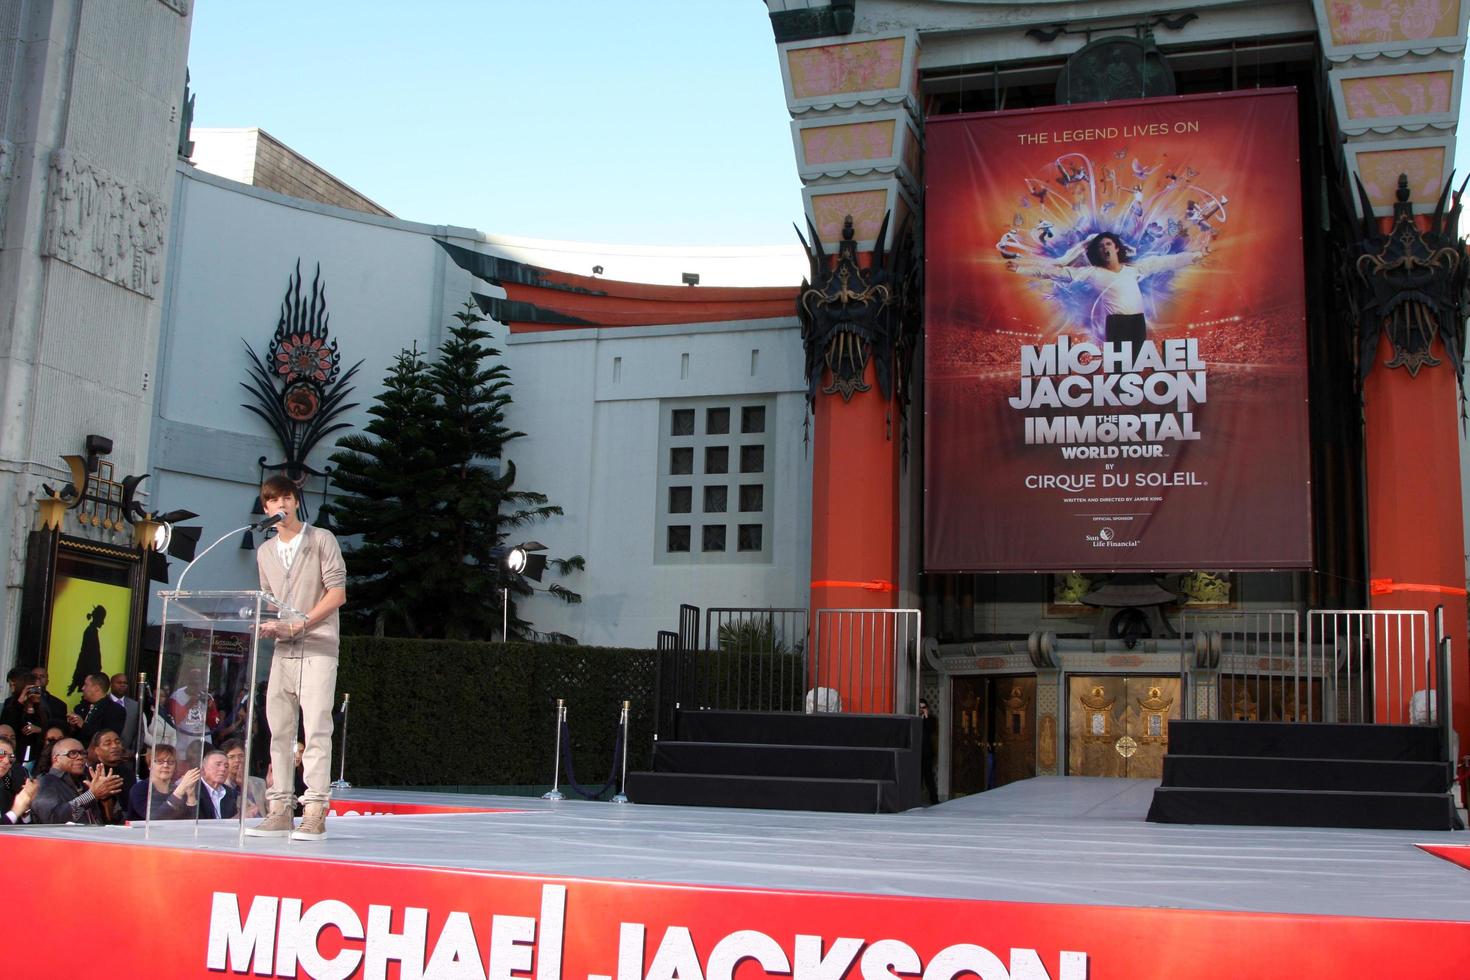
132;671;148;777
612;700;631;803
542;699;566;801
330;692;352;789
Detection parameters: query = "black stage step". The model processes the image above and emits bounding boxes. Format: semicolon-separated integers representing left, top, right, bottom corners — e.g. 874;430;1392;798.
624;772;886;814
628;710;922;813
1148;720;1461;831
654;741;903;781
677;709;919;749
1162;754;1452;794
1148;786;1461;831
1167;720;1440;761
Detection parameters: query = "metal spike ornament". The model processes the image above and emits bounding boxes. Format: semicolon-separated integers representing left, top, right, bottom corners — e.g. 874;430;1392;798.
241;259;363;495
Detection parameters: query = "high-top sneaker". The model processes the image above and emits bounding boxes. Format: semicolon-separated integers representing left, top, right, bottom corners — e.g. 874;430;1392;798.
291;803;328;841
245;806;294;837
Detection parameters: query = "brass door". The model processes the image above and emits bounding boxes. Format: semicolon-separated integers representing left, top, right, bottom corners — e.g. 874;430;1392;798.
949;675;1036;796
991;677;1036;787
950;676;989;797
1067;675;1180;778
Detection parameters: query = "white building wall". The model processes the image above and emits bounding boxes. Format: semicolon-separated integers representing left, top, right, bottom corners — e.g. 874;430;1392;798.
149;164;811;648
508;322;810;645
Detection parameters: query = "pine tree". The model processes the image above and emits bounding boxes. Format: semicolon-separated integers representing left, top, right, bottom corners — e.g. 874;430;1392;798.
329;303;584;640
325;345;439;636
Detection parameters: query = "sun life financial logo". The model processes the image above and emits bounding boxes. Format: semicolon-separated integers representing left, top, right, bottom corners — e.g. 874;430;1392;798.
1085;525;1137;548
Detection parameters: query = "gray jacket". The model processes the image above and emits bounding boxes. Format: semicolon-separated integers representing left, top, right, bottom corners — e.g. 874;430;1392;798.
256;524;347;659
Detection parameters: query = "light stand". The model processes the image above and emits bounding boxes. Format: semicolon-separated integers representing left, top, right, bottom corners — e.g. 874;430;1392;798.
542;699;566;801
330;692;352;789
612;700;631;803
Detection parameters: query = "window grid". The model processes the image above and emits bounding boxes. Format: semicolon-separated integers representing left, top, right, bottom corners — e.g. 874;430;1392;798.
657;397;774;564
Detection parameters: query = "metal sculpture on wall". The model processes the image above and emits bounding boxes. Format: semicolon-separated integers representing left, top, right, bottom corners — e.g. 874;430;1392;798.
1346;174;1469;403
795;212;921;456
241;260;361;521
1054;34;1177;105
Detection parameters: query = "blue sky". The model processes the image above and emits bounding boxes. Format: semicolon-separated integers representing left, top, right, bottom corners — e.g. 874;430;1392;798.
189;3;1470;244
187;1;803;245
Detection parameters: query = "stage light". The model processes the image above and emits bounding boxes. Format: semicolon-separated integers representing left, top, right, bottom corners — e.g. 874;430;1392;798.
167;524;203;562
505;546;529;575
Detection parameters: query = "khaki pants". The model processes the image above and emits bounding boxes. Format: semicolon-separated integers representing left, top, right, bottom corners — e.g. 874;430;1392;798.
265;653;337;808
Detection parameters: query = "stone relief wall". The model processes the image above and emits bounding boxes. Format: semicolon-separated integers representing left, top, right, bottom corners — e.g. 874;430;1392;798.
42;150;168;299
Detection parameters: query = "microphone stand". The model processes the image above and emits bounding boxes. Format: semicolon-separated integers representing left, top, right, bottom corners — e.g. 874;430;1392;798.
174;514;283;594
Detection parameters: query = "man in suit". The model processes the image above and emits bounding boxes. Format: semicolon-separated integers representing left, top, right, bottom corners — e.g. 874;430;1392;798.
109;673;140;752
197;747;238;820
67;673;125;746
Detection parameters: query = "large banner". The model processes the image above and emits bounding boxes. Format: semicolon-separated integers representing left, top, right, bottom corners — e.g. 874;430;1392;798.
925;89;1312;571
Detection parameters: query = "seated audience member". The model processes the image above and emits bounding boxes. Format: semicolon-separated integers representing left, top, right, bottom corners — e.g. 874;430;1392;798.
0;734;25;793
89;729;136;811
0;724;15;745
168;667;218;760
212;685;252;745
197;747;237;820
0;738;37;825
221;738;266;819
67;672;125;745
127;744;200;821
35;726;66;776
31;737;122;825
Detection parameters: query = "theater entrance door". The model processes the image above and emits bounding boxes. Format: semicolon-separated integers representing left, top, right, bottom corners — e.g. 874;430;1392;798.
1066;675;1180;779
949;675;1036;796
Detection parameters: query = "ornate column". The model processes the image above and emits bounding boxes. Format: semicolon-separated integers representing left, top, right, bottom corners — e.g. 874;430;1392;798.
1315;0;1470;748
1346;178;1470;746
769;16;922;709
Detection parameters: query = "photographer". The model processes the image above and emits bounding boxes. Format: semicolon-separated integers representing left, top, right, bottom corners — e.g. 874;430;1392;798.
1;669;55;763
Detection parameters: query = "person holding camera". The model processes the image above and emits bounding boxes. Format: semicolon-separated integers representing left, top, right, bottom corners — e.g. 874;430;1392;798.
1;668;57;765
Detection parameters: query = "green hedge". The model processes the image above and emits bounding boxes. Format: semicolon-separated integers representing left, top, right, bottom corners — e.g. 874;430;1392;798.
333;638;656;790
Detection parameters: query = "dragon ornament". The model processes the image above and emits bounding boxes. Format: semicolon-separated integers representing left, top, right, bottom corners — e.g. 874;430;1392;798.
795;212;921;456
1346;173;1469;414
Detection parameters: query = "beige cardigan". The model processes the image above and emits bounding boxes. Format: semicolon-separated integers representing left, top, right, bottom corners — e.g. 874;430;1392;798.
256;524;347;659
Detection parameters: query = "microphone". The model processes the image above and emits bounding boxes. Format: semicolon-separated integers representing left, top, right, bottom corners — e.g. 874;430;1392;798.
251;512;286;533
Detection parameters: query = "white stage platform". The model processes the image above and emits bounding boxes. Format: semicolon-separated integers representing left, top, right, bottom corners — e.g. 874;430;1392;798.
11;776;1470;979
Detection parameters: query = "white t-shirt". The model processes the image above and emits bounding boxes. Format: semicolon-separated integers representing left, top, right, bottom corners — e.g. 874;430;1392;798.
276;526;306;572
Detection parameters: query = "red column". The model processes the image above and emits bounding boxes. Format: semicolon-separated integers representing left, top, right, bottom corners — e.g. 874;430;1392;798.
1363;330;1469;749
809;360;902;713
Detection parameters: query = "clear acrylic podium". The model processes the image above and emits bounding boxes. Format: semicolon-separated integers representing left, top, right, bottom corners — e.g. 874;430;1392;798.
143;590;304;842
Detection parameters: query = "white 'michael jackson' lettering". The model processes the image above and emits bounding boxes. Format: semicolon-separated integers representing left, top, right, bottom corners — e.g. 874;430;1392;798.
208;888;1086;980
206;885;568;980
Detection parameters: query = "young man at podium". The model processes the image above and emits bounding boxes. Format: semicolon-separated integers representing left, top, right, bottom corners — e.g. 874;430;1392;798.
245;475;346;841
